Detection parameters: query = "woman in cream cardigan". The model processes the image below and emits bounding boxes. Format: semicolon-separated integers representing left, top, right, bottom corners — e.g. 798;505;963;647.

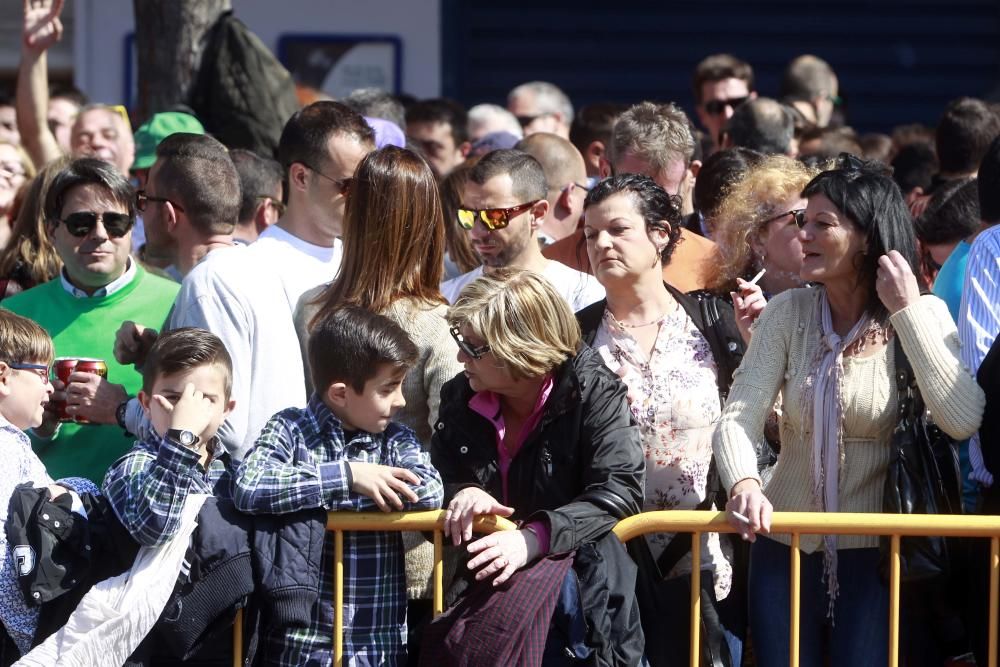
714;155;985;667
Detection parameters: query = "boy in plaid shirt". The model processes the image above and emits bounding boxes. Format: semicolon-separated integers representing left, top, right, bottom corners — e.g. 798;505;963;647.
233;306;443;666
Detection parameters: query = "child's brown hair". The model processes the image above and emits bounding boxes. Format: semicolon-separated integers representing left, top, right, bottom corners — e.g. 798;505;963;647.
0;310;54;366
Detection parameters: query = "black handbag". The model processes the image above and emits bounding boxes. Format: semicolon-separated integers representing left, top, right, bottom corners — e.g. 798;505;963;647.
880;337;962;582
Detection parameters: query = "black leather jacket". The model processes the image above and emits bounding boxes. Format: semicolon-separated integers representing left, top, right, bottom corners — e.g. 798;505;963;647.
431;345;645;554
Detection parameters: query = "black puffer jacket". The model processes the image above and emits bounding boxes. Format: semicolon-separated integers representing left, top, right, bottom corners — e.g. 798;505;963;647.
431;345;645;554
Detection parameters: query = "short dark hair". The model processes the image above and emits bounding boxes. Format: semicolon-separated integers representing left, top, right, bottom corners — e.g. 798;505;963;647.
278;101;375;174
693;146;764;219
229;149;283;223
935;97;1000;176
405;98;469;145
780;55;837;101
569;102;627;156
0;310;54;366
726;98;794;155
468;149;547;202
49;84;88;108
584;173;684;266
801;154;922;323
45;157;135;226
154;133;241;235
692;54;754;103
914;178;979;245
978;135;1000;224
343;88;406;129
308;306;418;394
142;327;234;398
891;142;938;196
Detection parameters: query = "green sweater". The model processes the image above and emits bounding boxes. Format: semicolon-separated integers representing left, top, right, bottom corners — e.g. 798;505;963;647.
4;266;178;482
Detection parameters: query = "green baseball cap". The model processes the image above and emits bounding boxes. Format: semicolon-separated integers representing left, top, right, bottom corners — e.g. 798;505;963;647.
132;112;205;170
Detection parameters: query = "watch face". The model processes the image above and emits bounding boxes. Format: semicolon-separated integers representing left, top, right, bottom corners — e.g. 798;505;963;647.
179;431;196;446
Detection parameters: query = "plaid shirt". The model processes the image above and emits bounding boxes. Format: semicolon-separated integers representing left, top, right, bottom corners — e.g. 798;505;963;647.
233;394;444;666
101;434;234;548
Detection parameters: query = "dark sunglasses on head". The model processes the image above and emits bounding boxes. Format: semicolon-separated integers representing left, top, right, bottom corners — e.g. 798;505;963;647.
5;361;50;382
703;96;750;116
456;200;540;231
760;208;806;229
60;211;134;238
449;326;490;360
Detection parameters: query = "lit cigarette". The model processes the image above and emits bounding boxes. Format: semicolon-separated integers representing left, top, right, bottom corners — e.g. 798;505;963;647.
748;268;766;286
730;511;751;525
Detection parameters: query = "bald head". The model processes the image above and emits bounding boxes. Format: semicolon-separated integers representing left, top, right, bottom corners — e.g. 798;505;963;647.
516;132;586;194
726;98;794;156
515;133;588;241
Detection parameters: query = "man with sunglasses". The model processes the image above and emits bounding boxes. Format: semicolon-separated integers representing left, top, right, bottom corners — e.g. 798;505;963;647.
115;133;306;461
3;158;179;483
692;53;757;155
440;149;604;312
507;81;574;140
252;101;375;314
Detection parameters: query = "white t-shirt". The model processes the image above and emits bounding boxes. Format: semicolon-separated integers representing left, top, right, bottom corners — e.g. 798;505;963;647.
441;260;605;313
166;245;306;459
250;224;343;314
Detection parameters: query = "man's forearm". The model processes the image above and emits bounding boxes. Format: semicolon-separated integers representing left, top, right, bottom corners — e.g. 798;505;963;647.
16;46;61;167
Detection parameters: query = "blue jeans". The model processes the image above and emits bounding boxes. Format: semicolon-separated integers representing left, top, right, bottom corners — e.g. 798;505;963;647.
749;536;888;667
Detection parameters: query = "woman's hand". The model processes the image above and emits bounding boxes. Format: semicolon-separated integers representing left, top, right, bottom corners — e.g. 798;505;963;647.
731;278;767;344
876;250;921;315
443;487;514;546
726;478;772;542
466;528;539;586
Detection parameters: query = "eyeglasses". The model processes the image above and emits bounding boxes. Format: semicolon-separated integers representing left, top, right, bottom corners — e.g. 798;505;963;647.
760;209;806;229
450;326;490;360
256;195;286;217
59;211;134;238
456;200;540;231
703;96;750;116
6;362;50;382
136;190;186;213
299;162;352;193
515;113;551;128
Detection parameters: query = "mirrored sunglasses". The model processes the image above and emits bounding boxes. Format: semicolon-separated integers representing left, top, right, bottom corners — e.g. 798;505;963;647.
456;200;539;231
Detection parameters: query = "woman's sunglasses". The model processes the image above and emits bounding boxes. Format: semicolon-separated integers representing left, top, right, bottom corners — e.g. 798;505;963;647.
59;211;134;238
450;326;490;360
456;200;540;231
760;209;806;229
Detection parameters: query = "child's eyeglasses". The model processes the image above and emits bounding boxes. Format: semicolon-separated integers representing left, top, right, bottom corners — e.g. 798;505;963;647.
449;326;490;360
456;200;540;231
59;211;134;238
6;362;50;382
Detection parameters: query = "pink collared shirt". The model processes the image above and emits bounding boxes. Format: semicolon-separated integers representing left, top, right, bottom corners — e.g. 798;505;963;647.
469;376;555;553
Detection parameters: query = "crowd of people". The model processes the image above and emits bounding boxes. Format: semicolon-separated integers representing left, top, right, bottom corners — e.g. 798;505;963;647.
0;2;998;666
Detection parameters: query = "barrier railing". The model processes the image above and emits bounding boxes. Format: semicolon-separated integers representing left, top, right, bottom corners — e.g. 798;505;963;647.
232;510;1000;667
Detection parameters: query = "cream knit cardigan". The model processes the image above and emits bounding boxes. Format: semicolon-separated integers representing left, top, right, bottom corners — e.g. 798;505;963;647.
713;287;985;552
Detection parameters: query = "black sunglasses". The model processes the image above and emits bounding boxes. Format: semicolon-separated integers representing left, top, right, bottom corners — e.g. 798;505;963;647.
450;326;490;360
703;96;750;116
760;209;806;229
136;189;186;213
59;211;134;238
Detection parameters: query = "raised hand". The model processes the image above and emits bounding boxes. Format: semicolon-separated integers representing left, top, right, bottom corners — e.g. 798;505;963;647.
23;0;64;53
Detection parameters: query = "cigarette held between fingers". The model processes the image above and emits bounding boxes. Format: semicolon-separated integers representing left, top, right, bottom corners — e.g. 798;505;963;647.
747;267;766;286
730;510;751;525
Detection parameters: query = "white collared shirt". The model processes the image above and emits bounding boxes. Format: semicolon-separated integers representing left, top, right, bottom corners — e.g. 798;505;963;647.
59;257;138;299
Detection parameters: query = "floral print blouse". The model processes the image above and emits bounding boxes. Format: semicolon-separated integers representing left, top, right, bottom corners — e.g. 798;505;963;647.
593;304;732;598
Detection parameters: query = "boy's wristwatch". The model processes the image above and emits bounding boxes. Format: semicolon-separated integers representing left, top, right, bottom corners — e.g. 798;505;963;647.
165;429;200;448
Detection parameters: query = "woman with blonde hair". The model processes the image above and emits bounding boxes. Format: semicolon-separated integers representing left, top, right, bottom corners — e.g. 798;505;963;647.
0;155;65;299
433;268;643;583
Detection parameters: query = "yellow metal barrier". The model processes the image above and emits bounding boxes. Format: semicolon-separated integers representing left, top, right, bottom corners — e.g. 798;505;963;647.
613;510;1000;667
229;509;1000;667
232;510;517;667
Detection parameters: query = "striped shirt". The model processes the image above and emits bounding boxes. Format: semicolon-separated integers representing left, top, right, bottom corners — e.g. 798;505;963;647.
233;394;444;666
958;224;1000;484
101;434;234;547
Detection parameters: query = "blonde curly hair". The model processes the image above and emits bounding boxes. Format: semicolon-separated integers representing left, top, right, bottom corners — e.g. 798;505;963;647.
711;155;818;291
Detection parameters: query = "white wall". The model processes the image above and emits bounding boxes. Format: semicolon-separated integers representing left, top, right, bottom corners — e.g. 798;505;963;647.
72;0;441;107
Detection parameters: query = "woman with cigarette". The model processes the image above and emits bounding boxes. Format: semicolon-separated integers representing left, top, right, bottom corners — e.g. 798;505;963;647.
577;173;748;664
711;155;819;339
714;156;985;666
